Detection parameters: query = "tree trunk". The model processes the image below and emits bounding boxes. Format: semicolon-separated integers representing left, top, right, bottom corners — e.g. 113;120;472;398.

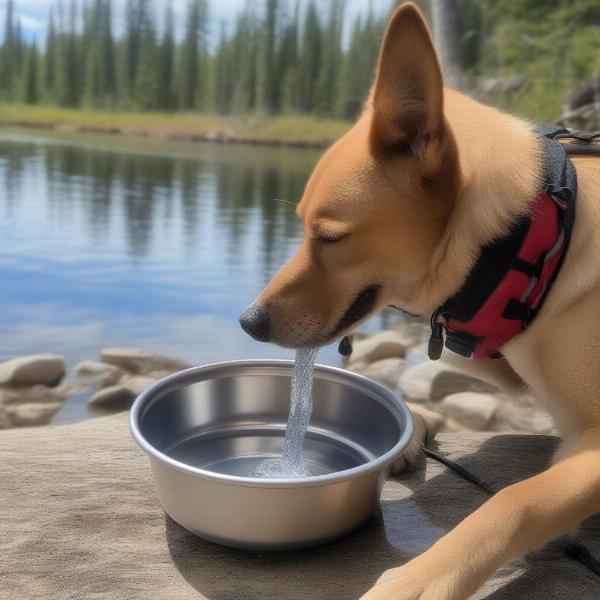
430;0;464;90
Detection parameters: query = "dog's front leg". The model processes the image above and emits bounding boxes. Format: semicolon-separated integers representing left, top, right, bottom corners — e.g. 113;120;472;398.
360;429;600;600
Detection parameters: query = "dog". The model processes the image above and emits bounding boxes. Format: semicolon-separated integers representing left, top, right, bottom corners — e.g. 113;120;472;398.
239;3;600;599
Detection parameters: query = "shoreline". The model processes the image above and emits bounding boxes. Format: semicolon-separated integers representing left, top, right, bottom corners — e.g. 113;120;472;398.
0;105;352;149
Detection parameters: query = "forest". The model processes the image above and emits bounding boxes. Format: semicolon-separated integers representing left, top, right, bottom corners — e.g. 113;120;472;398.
1;0;600;122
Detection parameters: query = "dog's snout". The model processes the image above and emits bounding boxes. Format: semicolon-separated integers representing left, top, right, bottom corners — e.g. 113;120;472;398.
239;303;270;342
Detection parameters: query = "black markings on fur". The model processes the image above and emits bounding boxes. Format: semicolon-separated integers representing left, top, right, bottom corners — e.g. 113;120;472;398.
331;285;381;338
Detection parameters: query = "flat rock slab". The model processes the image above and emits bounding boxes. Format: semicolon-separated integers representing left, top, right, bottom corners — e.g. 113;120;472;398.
1;416;599;599
0;354;66;387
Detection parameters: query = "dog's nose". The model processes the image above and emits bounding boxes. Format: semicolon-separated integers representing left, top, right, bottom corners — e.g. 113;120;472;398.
239;303;270;342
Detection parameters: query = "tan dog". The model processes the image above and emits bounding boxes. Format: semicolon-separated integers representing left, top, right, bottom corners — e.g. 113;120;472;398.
239;3;600;599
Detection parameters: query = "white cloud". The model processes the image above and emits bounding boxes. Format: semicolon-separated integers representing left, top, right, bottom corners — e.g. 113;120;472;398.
17;13;43;31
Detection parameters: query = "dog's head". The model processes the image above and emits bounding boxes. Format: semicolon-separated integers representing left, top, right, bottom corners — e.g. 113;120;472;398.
240;3;460;348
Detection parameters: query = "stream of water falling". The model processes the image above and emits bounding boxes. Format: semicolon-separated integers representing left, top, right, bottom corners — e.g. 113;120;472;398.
254;347;318;478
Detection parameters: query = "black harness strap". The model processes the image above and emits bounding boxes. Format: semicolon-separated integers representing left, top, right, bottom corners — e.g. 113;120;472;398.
421;443;600;578
428;125;578;361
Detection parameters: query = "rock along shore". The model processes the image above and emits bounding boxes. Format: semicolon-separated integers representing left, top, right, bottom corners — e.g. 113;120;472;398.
0;323;553;433
0;348;190;429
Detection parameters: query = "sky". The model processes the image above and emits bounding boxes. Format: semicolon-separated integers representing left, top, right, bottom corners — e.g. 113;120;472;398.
2;0;393;45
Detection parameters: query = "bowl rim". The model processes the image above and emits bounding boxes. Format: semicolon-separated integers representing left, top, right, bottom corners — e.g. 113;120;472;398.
129;359;414;489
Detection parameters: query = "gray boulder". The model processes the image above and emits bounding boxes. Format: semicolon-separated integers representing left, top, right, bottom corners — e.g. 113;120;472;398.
5;402;63;426
430;370;499;402
398;361;451;402
121;375;156;396
87;385;136;410
100;348;190;375
352;358;405;389
75;360;125;387
440;392;499;430
0;384;68;406
347;331;410;367
0;355;66;387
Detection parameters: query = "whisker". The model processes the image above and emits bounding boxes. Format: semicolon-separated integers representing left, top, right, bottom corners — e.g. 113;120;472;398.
274;198;296;207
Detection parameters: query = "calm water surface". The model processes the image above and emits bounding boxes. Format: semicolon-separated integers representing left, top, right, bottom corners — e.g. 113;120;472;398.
0;130;400;422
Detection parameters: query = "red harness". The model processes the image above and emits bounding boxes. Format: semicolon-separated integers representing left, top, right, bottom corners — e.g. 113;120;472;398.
428;126;577;361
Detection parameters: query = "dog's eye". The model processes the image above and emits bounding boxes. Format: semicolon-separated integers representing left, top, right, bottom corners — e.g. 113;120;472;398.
318;234;347;244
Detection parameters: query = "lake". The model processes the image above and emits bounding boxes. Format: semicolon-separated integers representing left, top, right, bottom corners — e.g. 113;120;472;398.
0;129;403;423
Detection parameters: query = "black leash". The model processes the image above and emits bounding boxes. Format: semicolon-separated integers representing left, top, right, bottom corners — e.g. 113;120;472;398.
420;443;600;578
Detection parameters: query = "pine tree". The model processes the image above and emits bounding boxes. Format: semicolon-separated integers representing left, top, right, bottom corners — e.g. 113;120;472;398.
337;2;381;119
279;0;300;112
179;0;209;110
44;9;57;101
1;0;16;100
256;0;279;114
123;0;142;104
316;0;345;116
213;22;234;113
337;15;363;119
158;2;175;110
133;0;160;110
22;44;39;104
99;0;116;102
84;0;116;106
231;3;259;113
298;1;321;113
54;0;80;106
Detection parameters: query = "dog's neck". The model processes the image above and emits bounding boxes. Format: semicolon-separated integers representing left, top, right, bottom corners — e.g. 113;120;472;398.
412;89;543;314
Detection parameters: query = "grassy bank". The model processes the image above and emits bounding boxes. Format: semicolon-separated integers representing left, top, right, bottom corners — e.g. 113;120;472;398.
0;104;352;148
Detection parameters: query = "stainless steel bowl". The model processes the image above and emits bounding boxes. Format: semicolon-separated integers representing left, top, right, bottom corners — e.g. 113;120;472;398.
130;360;414;550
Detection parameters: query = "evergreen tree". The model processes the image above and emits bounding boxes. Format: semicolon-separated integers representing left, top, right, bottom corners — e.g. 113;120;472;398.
1;0;16;100
231;2;258;113
316;0;345;116
337;2;381;118
54;0;80;106
134;0;159;110
298;1;321;113
278;0;300;112
337;15;363;119
158;2;175;110
44;9;57;101
84;0;116;106
22;43;39;104
179;0;208;110
256;0;279;114
123;0;142;103
213;22;233;113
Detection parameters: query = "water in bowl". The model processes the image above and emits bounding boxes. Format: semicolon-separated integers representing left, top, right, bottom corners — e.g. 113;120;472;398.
254;347;318;478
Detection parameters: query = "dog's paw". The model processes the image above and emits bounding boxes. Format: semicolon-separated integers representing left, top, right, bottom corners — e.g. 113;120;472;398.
359;562;452;600
390;403;444;475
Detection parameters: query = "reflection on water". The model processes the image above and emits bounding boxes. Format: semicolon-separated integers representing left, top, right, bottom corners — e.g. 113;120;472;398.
0;132;317;366
0;131;403;421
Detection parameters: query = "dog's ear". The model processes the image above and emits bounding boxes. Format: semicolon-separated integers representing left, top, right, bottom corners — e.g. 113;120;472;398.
370;3;443;155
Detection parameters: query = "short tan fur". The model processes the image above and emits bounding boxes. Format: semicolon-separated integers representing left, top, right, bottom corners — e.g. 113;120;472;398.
249;4;600;598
